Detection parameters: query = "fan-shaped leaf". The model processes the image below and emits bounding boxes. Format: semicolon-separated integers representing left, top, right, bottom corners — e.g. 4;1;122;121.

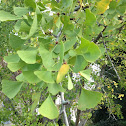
48;83;65;95
14;7;29;17
73;55;88;73
78;88;102;110
76;38;90;55
83;42;101;62
79;69;91;81
56;64;70;83
8;61;25;72
39;45;55;69
4;54;20;63
85;9;96;26
23;71;41;83
17;48;37;64
2;80;23;99
39;95;59;119
0;10;20;21
34;71;54;83
97;0;111;14
9;34;25;50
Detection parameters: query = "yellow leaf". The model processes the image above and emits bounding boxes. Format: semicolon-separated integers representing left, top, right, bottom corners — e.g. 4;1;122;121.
111;89;114;92
118;94;124;98
56;64;70;83
97;0;112;14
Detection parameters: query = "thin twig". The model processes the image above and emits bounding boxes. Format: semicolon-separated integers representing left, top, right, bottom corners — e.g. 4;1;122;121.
101;33;121;81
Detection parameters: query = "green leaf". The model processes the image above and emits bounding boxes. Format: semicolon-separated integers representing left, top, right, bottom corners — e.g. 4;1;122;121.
56;17;61;28
68;74;73;90
22;63;41;71
16;73;26;82
85;9;96;26
39;95;59;119
4;54;20;63
23;71;41;83
2;80;23;99
24;0;36;9
19;20;30;32
14;7;29;17
61;0;73;10
76;38;90;55
9;34;25;50
34;71;54;83
36;81;47;88
8;61;25;72
83;42;101;62
79;69;91;81
31;92;41;113
39;45;55;69
78;88;102;110
48;83;65;95
0;10;20;21
73;55;88;73
64;38;77;52
22;13;37;39
68;50;76;57
17;48;37;64
28;13;37;37
99;47;106;57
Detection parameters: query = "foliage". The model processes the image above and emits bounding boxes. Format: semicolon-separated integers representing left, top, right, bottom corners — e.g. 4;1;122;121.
0;0;126;125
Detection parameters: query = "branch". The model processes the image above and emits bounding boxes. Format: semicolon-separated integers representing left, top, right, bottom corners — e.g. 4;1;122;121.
75;83;82;126
94;26;107;43
102;33;121;81
117;23;125;35
75;109;81;126
60;92;69;126
74;5;89;11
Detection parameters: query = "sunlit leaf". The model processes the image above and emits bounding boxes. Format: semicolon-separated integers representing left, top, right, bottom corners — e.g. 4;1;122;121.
8;61;25;72
14;7;29;17
16;73;26;82
23;71;41;83
17;48;37;64
0;10;20;21
68;74;73;90
56;64;70;83
79;69;91;81
85;9;96;26
97;0;112;14
78;88;102;110
76;38;90;55
34;71;54;83
4;54;20;63
39;95;59;119
83;42;101;62
2;80;23;99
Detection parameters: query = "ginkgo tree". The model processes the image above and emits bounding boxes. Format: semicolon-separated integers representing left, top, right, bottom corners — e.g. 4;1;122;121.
1;0;124;125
